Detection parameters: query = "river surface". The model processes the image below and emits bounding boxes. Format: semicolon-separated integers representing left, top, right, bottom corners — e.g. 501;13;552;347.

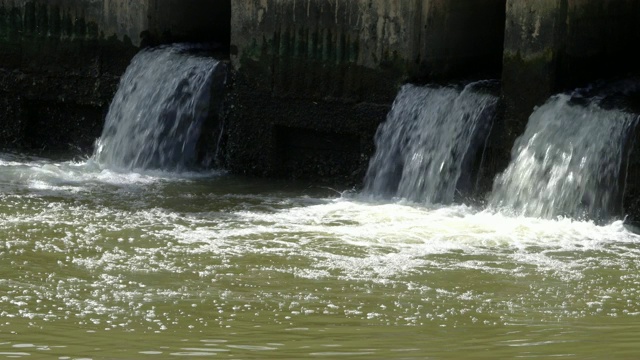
1;153;640;359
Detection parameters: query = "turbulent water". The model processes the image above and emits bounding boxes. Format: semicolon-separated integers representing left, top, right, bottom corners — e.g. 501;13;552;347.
490;92;638;221
3;46;640;357
1;154;640;358
93;44;226;171
364;82;498;204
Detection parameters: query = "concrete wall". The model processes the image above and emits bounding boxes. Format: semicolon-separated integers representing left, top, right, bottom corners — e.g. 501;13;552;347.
0;0;230;155
100;0;150;45
227;0;506;182
231;0;422;103
0;0;131;152
231;0;505;102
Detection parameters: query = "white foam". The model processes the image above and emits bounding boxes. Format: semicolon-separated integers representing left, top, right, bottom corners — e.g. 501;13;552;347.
0;153;223;193
2;153;640;330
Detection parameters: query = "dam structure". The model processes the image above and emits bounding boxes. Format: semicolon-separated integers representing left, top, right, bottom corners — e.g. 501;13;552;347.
0;0;638;217
2;1;640;358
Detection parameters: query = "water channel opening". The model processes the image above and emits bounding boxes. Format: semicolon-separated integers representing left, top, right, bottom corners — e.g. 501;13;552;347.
363;81;499;204
417;0;507;83
146;0;231;53
92;44;227;172
363;78;640;225
489;81;640;222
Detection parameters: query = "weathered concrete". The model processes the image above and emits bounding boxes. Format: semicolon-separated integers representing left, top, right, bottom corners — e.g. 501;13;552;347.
501;0;564;148
231;0;505;102
0;0;230;155
501;0;640;148
228;0;506;183
231;0;420;103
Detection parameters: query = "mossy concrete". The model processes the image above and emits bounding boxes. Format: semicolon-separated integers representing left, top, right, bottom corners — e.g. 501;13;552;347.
0;0;127;153
500;0;566;148
231;0;423;103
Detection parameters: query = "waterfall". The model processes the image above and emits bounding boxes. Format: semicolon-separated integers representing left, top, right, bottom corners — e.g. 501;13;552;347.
489;91;639;221
364;81;499;204
93;44;227;171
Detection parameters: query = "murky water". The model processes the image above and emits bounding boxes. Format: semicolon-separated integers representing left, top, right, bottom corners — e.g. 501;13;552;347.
1;153;640;358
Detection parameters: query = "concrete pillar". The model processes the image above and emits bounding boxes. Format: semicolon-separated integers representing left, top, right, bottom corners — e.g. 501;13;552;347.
231;0;424;103
228;0;426;182
501;0;566;147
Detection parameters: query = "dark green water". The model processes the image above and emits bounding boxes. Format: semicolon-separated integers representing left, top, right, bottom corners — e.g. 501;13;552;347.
1;154;640;358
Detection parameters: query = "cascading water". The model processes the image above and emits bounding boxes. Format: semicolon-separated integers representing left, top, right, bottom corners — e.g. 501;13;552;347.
489;90;639;221
93;44;227;171
364;81;499;204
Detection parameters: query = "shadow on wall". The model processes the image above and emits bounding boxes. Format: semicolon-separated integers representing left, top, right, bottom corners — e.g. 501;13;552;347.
145;0;231;50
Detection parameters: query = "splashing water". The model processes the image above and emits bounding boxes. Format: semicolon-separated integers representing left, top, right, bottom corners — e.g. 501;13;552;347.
2;152;640;358
364;81;498;204
93;44;227;171
4;48;640;358
490;93;638;221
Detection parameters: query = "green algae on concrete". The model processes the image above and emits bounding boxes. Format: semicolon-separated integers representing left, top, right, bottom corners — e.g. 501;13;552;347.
500;0;566;149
